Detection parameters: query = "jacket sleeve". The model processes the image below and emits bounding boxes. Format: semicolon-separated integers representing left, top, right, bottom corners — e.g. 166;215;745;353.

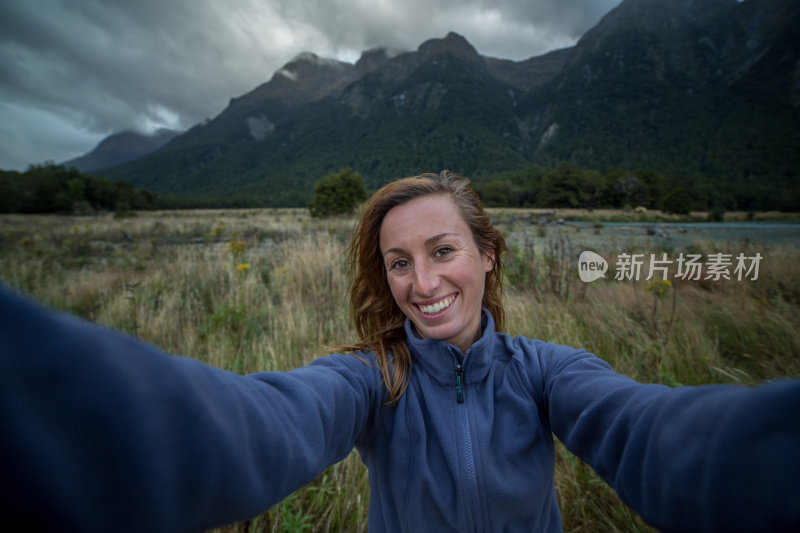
0;287;381;533
532;342;800;533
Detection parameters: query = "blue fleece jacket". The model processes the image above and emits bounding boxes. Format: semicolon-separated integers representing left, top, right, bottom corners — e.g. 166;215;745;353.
0;287;798;532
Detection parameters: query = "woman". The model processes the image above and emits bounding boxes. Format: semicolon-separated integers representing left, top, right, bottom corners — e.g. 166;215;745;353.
0;171;798;532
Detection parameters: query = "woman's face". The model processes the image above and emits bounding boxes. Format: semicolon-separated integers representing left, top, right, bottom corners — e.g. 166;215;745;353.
379;194;493;353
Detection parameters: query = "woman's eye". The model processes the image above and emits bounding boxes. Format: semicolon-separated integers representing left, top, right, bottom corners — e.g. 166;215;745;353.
390;259;410;271
434;246;453;258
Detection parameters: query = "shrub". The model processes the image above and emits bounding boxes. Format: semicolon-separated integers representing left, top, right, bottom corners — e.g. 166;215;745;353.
707;207;726;222
661;186;692;215
308;169;367;218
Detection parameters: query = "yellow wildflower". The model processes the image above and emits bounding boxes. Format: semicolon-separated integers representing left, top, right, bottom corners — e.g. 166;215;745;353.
229;240;246;256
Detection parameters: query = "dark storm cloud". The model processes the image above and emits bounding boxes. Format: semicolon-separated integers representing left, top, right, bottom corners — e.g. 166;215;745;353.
0;0;621;170
270;0;621;60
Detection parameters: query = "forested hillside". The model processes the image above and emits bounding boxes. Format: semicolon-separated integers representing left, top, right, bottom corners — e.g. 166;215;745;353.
87;0;798;210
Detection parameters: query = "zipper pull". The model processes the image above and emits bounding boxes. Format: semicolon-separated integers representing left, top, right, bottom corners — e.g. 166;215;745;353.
455;363;465;404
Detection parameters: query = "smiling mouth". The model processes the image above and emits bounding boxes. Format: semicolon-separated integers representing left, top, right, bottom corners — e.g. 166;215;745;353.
417;295;456;315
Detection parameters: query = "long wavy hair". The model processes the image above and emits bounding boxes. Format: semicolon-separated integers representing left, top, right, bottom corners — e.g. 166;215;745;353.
343;170;507;404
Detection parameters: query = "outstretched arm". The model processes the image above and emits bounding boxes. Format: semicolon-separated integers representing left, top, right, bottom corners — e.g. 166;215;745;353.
0;287;380;532
537;344;800;532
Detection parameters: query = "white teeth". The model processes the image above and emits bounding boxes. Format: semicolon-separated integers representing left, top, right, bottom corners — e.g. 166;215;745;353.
419;295;455;315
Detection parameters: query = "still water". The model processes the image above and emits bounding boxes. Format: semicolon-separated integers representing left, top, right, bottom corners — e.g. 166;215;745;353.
585;221;800;247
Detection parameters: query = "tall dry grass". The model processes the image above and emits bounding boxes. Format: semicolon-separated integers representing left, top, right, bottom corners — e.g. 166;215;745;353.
1;209;798;532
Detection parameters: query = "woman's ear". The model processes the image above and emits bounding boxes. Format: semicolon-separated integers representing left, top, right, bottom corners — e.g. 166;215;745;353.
483;248;495;273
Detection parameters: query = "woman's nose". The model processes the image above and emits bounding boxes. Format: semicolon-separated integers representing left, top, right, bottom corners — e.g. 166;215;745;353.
413;262;440;296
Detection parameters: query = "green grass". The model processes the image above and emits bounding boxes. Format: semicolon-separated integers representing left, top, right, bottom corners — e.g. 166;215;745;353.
1;208;797;532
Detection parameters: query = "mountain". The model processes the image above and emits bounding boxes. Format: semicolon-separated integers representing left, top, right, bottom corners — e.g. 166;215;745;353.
101;32;566;204
519;0;800;207
62;128;182;172
98;0;800;209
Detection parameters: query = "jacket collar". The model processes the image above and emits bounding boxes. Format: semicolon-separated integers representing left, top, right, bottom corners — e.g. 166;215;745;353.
404;308;497;386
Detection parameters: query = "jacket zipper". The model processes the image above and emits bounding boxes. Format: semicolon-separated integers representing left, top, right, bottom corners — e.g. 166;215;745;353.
455;362;465;404
454;356;484;529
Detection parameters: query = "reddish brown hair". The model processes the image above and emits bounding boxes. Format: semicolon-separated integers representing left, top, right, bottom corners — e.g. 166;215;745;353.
344;170;507;404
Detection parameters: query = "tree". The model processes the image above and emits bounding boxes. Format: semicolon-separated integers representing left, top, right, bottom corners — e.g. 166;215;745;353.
661;186;693;215
308;168;368;218
0;164;156;214
538;164;602;208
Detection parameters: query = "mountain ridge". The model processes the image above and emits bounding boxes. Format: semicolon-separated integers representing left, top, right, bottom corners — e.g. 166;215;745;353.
91;0;798;209
62;128;182;172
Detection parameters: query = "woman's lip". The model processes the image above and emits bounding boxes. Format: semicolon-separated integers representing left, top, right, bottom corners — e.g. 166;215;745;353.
414;293;457;306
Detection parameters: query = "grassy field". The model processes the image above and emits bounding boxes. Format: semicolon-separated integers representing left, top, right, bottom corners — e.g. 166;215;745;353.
1;208;798;532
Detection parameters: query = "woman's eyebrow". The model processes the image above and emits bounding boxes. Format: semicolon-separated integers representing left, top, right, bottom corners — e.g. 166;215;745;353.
382;233;460;258
425;233;459;246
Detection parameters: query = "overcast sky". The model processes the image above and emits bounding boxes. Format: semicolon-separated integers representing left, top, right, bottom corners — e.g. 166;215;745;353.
0;0;622;171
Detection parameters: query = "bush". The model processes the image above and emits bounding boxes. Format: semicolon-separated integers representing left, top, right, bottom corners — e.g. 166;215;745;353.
661;186;692;215
707;207;726;222
308;169;367;218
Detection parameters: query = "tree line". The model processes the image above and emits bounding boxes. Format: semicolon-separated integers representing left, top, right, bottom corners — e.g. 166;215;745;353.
470;163;798;214
3;162;795;215
0;163;157;214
